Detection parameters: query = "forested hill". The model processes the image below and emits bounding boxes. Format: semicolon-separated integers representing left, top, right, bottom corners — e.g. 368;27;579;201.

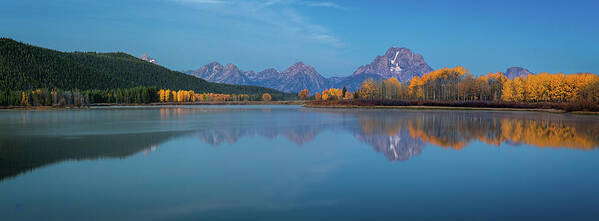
0;38;288;95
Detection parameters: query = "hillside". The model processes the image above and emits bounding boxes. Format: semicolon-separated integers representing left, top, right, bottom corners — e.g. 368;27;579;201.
0;38;290;97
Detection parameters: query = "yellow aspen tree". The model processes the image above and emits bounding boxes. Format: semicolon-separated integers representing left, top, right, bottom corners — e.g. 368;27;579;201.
262;93;272;102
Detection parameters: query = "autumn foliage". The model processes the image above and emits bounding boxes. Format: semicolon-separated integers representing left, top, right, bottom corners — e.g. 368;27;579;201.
158;89;251;103
357;112;599;151
312;67;598;111
314;92;322;101
298;89;310;100
262;93;272;102
501;73;598;103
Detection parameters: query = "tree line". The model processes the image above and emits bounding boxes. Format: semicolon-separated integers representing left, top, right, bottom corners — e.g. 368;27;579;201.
305;67;599;110
0;87;278;107
157;89;273;102
0;87;159;106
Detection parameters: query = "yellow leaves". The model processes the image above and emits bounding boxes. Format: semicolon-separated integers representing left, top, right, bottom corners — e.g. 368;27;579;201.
501;73;599;103
512;77;526;102
343;91;353;100
359;79;379;100
158;89;195;102
418;66;469;85
158;89;168;102
321;88;343;101
314;92;322;101
171;91;177;102
408;67;470;100
382;77;403;99
298;89;310;100
157;89;250;103
175;90;194;102
20;91;28;106
262;93;272;102
349;66;596;104
408;76;424;99
501;79;515;102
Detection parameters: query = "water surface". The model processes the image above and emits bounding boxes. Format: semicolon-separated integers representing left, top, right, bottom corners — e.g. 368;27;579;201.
1;105;598;220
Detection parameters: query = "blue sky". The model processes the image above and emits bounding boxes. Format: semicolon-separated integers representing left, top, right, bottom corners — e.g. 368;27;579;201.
1;0;598;77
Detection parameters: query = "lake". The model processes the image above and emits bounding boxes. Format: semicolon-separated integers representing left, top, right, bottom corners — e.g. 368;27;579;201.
1;105;598;221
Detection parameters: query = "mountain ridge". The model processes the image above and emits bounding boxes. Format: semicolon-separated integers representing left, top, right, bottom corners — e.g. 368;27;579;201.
187;47;435;92
505;67;534;79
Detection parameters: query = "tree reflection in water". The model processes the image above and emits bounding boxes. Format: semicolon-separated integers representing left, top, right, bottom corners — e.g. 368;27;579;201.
172;108;599;160
1;107;597;181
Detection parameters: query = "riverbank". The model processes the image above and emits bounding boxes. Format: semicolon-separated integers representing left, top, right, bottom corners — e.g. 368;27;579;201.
88;100;306;106
304;103;566;113
304;100;599;115
0;106;90;110
0;100;307;110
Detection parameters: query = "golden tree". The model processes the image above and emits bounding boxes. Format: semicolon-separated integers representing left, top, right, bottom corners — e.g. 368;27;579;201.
20;91;29;106
158;89;168;102
298;89;310;100
382;77;401;99
358;79;379;100
408;76;424;100
321;88;343;101
343;91;353;100
501;79;515;102
262;93;272;102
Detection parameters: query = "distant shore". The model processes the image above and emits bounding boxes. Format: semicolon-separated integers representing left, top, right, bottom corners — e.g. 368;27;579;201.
304;103;564;112
0;100;306;110
3;100;598;115
303;100;599;115
88;100;306;106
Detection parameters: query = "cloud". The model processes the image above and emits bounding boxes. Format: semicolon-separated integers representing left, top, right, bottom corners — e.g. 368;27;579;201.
300;1;345;10
165;0;345;48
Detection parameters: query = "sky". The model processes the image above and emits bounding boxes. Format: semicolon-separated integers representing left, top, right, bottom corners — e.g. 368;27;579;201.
1;0;598;77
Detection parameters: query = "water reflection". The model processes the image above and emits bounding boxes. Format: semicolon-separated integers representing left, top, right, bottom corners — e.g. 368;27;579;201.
0;131;191;181
1;106;598;181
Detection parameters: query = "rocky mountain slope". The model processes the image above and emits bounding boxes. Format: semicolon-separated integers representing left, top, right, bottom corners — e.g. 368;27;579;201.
187;48;538;93
351;47;433;82
186;47;541;93
504;67;534;79
187;62;251;85
187;47;434;92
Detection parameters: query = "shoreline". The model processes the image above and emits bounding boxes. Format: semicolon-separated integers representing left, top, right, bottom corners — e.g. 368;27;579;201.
89;100;306;106
2;102;597;115
0;101;306;110
303;104;599;115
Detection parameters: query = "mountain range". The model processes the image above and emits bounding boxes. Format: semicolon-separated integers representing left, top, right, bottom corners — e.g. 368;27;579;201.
187;47;434;92
187;47;534;93
1;37;535;96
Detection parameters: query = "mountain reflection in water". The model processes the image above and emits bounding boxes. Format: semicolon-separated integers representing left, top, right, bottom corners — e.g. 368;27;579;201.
1;106;598;181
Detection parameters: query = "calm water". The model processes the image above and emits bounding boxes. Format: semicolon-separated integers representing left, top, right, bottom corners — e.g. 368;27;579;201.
1;105;599;221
